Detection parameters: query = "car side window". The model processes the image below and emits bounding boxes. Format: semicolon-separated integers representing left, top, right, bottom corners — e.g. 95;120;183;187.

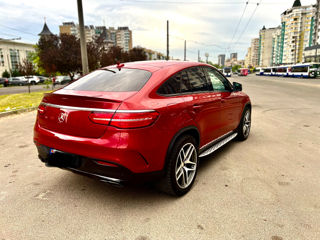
204;67;231;92
186;67;212;92
157;70;193;95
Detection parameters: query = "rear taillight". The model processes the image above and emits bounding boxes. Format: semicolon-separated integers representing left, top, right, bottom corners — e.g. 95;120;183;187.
110;111;159;128
38;104;46;115
89;111;159;128
88;112;114;125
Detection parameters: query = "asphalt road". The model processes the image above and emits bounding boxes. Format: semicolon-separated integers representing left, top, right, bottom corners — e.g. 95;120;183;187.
0;75;320;240
0;84;62;95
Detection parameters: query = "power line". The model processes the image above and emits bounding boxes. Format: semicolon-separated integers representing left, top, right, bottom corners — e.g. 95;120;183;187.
233;0;261;49
120;0;275;5
228;1;249;49
0;24;37;37
0;32;20;38
171;34;226;50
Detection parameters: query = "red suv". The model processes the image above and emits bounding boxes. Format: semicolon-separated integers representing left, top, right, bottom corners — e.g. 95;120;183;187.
34;61;251;196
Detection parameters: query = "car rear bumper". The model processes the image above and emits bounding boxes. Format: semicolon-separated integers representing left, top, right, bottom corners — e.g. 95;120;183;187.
34;119;170;175
36;144;164;184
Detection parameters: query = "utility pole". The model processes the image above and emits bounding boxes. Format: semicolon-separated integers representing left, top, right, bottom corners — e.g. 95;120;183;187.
315;0;320;62
77;0;89;75
184;40;186;61
167;20;169;60
198;50;200;62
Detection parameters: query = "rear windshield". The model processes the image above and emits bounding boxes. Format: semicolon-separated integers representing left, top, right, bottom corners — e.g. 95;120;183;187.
64;68;152;92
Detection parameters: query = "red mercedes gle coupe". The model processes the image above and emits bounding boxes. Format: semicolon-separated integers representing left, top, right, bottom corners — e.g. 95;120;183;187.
34;61;251;196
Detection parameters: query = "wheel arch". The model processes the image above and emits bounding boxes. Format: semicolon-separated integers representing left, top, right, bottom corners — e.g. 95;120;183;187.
162;126;200;171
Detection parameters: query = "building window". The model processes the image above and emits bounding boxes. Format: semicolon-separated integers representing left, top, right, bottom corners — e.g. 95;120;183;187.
9;49;20;70
0;49;4;67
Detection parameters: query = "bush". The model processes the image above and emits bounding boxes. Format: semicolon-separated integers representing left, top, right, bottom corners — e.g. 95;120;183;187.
2;70;10;78
11;69;21;77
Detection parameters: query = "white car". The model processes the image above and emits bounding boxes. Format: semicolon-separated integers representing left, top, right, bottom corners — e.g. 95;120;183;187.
55;76;71;84
22;76;41;85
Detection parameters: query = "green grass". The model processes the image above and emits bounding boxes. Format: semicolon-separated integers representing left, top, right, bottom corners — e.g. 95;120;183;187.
0;91;51;112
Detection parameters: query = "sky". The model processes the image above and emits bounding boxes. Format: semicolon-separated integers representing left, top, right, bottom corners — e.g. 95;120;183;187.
0;0;317;62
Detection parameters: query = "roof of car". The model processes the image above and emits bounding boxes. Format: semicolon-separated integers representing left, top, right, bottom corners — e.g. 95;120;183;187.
103;60;211;72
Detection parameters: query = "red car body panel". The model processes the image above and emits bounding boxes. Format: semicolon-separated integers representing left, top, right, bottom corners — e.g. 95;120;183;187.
34;61;250;178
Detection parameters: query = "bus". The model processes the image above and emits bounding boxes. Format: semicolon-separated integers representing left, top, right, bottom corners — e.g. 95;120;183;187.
239;68;248;76
223;67;232;77
288;63;320;78
256;63;320;78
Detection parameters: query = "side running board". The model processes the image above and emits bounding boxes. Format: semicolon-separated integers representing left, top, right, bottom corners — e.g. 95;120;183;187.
199;133;238;158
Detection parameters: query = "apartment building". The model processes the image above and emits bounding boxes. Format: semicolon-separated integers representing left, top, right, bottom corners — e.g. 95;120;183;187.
279;2;317;64
116;27;132;52
59;23;132;51
245;38;259;67
245;47;251;68
258;26;281;67
59;22;95;43
218;54;225;66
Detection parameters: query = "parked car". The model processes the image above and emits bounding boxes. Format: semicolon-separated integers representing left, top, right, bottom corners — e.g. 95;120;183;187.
0;77;8;86
34;61;251;196
5;77;28;86
23;75;41;85
38;76;48;83
55;76;71;84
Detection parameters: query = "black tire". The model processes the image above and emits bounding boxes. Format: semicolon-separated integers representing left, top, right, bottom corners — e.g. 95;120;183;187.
236;107;251;141
31;81;36;85
158;135;198;196
309;71;316;78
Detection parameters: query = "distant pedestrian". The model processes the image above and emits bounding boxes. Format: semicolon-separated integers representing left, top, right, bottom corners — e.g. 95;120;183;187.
52;76;56;90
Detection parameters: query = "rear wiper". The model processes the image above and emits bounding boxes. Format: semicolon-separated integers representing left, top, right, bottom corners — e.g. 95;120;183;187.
102;68;116;74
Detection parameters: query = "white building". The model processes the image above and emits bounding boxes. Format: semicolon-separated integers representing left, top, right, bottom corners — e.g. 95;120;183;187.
0;39;35;76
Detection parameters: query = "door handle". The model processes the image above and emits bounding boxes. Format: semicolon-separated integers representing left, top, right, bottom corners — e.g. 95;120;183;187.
192;104;203;111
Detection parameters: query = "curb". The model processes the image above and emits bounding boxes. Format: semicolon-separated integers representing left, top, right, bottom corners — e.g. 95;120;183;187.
0;107;38;118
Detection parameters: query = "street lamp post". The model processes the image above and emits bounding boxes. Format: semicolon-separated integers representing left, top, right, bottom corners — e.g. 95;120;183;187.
77;0;89;75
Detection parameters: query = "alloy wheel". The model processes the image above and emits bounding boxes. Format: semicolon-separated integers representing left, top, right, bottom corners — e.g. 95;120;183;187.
175;143;197;189
243;110;251;137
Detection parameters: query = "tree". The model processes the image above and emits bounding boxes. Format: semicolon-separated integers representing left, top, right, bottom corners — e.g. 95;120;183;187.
18;58;35;76
232;65;242;73
55;34;81;79
37;34;81;80
37;34;60;75
87;37;105;71
100;46;127;67
2;70;10;78
29;49;46;76
128;47;147;62
11;69;21;77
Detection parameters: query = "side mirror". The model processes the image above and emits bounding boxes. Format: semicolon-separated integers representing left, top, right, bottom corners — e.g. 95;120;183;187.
233;82;242;91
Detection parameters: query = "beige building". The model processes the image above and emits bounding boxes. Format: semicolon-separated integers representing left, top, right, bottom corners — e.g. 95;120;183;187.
0;39;35;76
59;22;95;43
245;47;251;67
245;38;259;67
116;27;132;52
258;26;281;67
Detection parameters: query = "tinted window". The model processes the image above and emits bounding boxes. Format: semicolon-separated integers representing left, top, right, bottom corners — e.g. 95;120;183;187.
291;66;308;72
65;68;151;92
157;70;193;95
186;67;211;92
204;67;231;92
